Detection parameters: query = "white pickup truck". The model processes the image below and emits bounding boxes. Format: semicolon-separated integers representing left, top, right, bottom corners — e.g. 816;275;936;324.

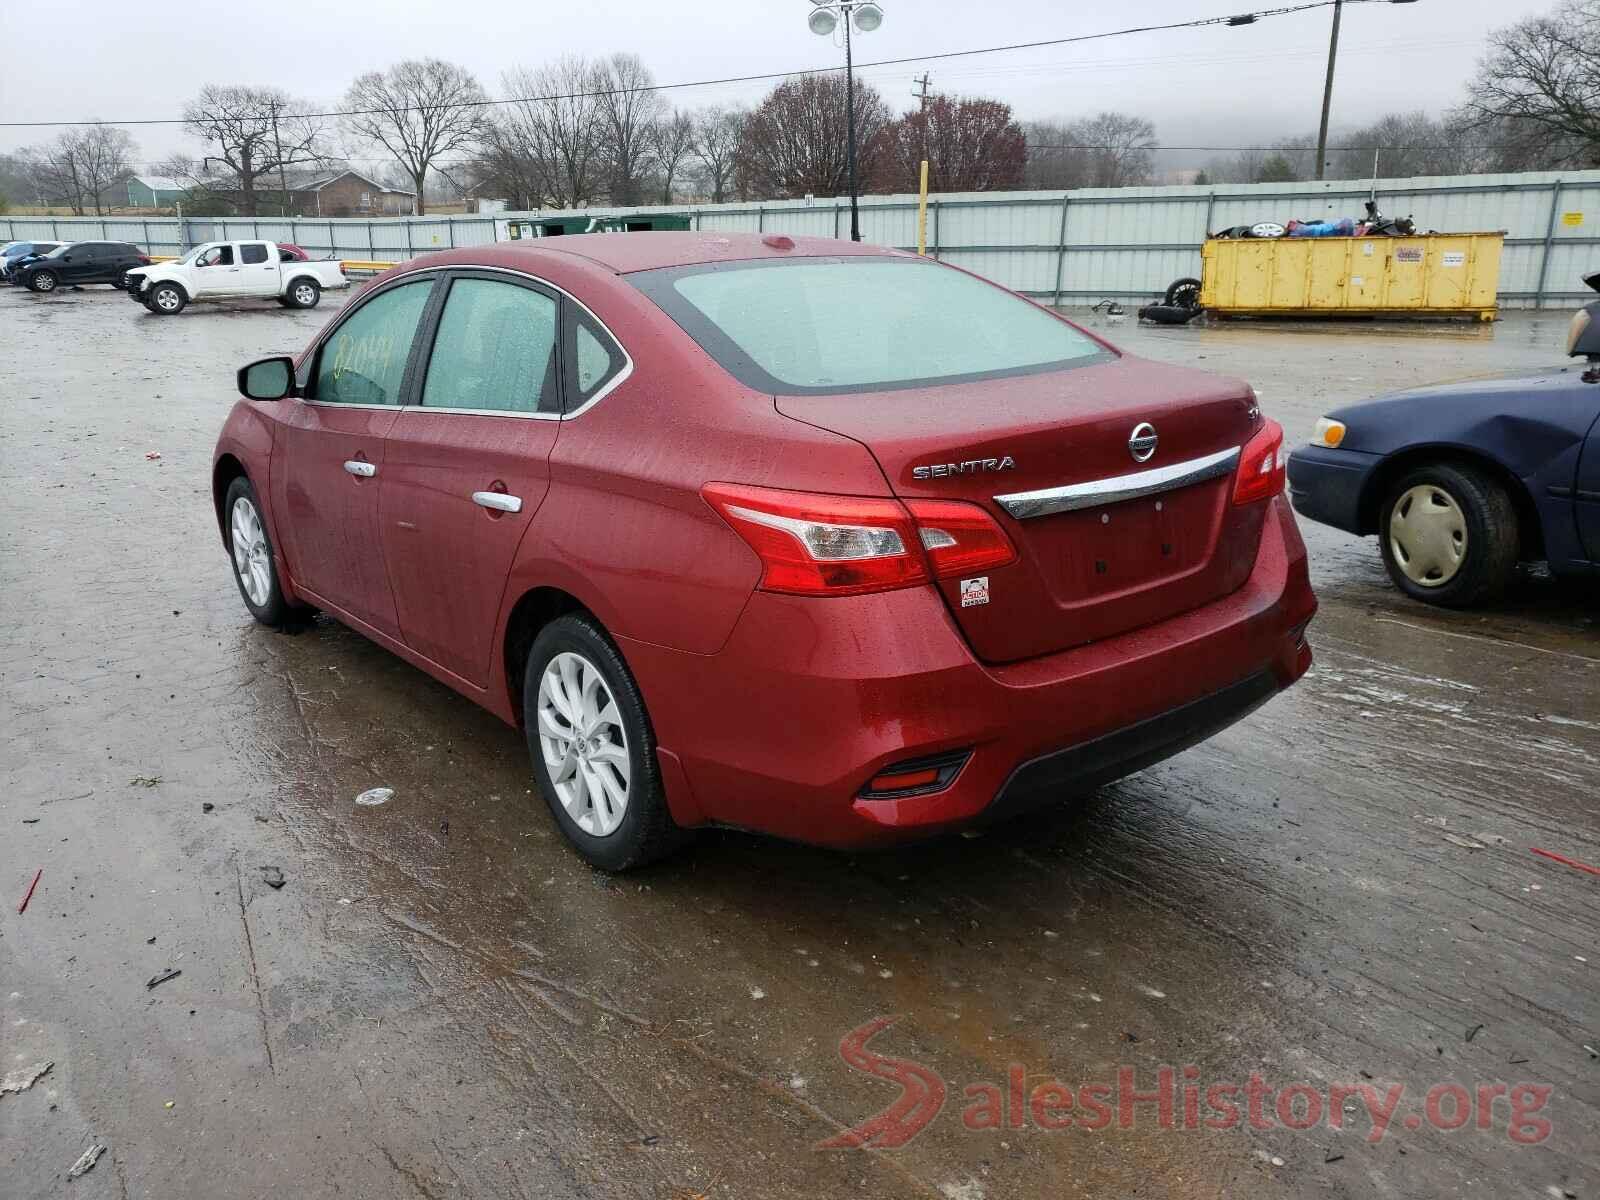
125;240;348;315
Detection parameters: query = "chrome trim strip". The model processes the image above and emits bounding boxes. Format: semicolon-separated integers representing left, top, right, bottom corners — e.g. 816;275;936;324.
993;446;1240;519
295;263;634;421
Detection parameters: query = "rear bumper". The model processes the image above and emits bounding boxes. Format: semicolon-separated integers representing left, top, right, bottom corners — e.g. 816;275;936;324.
620;493;1317;848
1286;445;1379;535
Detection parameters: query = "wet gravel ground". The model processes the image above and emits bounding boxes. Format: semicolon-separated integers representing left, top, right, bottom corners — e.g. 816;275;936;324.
2;284;1596;1199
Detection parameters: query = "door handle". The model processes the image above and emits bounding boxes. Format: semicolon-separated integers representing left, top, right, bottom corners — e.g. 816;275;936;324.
343;460;376;477
472;491;522;513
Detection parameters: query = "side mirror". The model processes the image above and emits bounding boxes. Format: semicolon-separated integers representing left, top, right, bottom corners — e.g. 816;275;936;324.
238;356;296;401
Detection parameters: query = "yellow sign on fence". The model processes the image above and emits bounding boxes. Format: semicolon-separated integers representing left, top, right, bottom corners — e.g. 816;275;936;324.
1563;212;1585;227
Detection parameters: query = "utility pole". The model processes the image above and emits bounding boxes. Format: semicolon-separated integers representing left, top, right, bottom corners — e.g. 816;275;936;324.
844;6;859;242
912;72;933;172
1314;0;1344;181
268;97;291;218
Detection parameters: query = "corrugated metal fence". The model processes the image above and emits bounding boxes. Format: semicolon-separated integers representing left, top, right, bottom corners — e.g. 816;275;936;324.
4;169;1596;308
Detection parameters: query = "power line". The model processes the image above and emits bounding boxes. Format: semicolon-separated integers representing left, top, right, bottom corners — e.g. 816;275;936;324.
0;1;1379;130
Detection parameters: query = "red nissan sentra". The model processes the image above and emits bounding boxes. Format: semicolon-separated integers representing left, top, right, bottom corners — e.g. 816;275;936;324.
214;233;1316;869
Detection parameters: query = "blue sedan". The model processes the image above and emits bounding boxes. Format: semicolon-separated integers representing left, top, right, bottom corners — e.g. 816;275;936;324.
1287;271;1600;607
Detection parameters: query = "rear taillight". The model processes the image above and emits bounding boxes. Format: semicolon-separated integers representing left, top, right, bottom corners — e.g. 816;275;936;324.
702;484;1015;597
905;499;1018;579
1232;418;1286;506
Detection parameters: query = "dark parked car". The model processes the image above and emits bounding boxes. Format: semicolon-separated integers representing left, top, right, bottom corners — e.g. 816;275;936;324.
1;240;66;282
215;233;1316;869
1287;270;1600;606
16;240;150;293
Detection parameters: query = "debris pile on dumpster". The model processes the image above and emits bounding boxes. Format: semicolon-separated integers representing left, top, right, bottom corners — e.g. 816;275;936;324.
1212;201;1419;241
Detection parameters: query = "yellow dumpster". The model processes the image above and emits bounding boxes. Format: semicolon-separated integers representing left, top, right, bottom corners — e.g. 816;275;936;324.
1199;232;1504;322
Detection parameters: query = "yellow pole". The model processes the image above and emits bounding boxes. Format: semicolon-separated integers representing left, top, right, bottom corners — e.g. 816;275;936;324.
917;160;929;255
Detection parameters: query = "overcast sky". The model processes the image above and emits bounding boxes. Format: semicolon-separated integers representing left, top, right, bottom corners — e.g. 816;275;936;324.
0;0;1562;169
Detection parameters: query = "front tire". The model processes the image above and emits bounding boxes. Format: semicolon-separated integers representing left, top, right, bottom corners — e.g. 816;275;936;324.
523;614;684;870
1378;463;1518;607
286;279;321;309
28;270;58;293
149;283;186;315
224;476;293;626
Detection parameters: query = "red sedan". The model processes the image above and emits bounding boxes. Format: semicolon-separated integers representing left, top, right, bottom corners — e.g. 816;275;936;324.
214;233;1316;869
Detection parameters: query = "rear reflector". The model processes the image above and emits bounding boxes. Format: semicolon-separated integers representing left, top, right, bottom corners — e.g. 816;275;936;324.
1232;418;1287;506
703;484;1015;596
859;751;971;799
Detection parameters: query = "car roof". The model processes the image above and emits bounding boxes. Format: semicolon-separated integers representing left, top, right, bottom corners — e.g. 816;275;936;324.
453;231;907;275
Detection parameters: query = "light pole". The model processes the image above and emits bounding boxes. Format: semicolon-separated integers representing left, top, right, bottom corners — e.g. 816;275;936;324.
1314;0;1419;181
807;0;884;242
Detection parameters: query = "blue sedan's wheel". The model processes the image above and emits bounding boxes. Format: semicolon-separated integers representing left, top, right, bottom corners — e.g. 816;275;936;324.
1378;463;1519;608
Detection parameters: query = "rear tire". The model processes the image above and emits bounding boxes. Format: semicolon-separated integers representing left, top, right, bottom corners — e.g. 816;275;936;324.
523;614;685;871
286;279;321;309
1378;462;1518;607
149;283;186;315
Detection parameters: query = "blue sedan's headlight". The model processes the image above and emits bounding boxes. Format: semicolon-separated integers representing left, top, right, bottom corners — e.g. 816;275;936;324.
1313;417;1347;449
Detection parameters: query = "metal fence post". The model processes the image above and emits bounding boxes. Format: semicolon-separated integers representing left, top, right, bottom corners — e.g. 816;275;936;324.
1051;193;1071;308
447;219;456;248
756;206;764;232
834;203;841;239
1203;189;1217;239
329;221;336;260
931;200;941;261
368;222;375;261
51;218;59;239
1534;179;1564;311
405;221;415;257
142;219;151;252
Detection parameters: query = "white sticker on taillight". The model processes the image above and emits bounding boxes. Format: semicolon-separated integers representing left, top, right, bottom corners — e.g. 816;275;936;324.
960;576;991;607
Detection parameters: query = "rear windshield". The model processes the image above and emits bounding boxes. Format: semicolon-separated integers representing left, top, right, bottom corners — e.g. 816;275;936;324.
629;256;1111;395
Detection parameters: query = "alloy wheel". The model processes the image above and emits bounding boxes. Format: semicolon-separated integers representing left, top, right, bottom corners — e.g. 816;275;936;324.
155;288;181;312
537;651;631;837
293;284;316;306
1389;484;1467;587
230;496;272;606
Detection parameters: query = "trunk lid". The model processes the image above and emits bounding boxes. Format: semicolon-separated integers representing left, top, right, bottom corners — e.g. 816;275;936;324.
777;356;1268;663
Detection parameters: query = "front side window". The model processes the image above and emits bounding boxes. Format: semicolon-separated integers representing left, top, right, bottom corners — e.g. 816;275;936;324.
241;243;269;265
630;257;1111;395
197;245;234;267
313;280;433;406
420;278;559;414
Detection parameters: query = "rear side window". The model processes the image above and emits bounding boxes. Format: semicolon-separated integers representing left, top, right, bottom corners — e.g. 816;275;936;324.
420;278;559;414
631;257;1111;395
570;314;624;406
241;243;269;264
314;280;433;406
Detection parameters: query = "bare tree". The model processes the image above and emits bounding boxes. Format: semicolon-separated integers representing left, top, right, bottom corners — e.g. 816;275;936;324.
651;109;695;203
1069;112;1157;188
17;126;135;214
879;96;1025;193
1023;120;1088;189
501;57;605;208
692;106;746;202
594;53;662;205
183;85;330;216
736;75;892;199
472;118;547;210
1460;0;1599;167
344;59;487;215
